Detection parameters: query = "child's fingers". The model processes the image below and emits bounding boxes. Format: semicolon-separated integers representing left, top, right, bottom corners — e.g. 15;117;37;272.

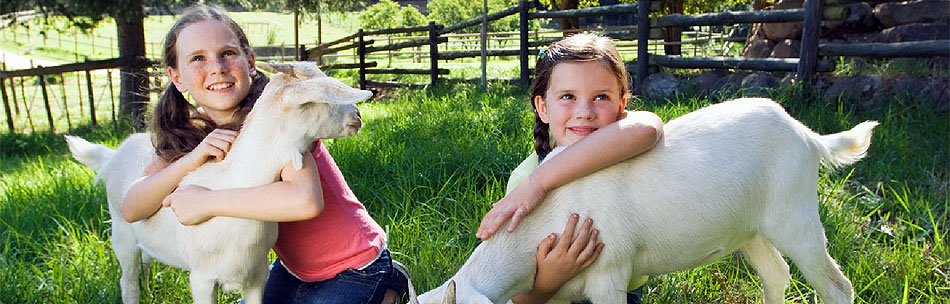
536;233;557;261
577;228;600;261
506;207;528;233
569;218;593;255
579;243;605;269
555;214;579;252
476;206;513;240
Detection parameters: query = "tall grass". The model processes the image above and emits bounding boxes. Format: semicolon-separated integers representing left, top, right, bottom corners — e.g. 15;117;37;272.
0;82;946;303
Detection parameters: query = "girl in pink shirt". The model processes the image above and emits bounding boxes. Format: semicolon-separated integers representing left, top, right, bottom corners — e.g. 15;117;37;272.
122;4;407;303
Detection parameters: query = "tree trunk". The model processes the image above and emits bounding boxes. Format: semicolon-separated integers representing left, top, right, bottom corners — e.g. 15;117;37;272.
115;0;149;129
664;0;684;55
552;0;580;36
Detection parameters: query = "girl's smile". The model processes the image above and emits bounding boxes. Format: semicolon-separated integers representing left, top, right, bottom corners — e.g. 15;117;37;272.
535;61;627;147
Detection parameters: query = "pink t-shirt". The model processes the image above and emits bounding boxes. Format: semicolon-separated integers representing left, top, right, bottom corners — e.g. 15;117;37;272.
272;140;386;282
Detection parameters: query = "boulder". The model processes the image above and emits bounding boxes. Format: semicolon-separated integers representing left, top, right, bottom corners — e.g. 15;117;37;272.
763;0;804;40
743;39;775;58
712;74;745;97
642;73;682;98
874;0;950;28
688;70;728;96
823;75;884;109
741;73;780;96
770;39;801;58
846;23;950;43
824;2;877;34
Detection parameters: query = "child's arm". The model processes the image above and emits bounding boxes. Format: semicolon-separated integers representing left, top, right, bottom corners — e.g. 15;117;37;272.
477;111;663;239
121;129;238;222
161;153;323;225
513;214;603;304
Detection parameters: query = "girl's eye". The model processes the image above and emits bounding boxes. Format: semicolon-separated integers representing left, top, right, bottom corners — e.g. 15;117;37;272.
559;94;574;100
222;50;238;57
594;94;610;101
190;55;205;62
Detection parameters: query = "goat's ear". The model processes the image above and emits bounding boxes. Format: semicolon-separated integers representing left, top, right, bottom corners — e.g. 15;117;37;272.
442;280;456;304
256;61;326;79
298;77;373;105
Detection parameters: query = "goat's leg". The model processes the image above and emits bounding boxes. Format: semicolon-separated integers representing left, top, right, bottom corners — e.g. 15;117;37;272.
584;272;630;304
740;236;790;304
241;263;269;304
112;223;141;304
189;272;218;304
769;214;853;304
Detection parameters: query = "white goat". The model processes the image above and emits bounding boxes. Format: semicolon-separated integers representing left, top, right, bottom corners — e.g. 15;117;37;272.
66;62;372;304
416;98;877;304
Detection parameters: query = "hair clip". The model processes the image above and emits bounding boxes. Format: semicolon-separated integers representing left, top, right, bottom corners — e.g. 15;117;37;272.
538;48;547;59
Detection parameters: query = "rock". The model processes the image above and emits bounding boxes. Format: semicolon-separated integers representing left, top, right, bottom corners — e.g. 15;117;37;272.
741;73;779;96
824;75;884;108
930;77;950;112
712;74;745;97
763;0;804;40
824;2;877;34
874;0;950;28
688;70;728;96
743;39;775;58
642;73;682;98
846;22;950;43
770;39;801;58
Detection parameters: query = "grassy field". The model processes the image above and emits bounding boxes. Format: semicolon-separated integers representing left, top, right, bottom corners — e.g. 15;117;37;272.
0;80;947;303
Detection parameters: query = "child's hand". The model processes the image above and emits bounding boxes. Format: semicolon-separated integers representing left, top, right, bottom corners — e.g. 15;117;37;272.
477;178;547;240
185;129;238;166
162;185;215;225
533;214;603;295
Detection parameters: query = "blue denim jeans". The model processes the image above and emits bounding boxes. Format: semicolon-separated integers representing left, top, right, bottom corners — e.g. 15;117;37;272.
262;249;408;304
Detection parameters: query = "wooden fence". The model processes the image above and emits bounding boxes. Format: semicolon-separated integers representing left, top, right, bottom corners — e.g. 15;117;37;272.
0;56;157;133
308;0;949;93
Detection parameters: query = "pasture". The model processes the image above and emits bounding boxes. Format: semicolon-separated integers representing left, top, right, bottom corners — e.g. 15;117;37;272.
0;81;947;303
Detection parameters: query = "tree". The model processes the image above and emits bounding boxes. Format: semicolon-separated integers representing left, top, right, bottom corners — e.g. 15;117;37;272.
358;0;399;30
427;0;535;33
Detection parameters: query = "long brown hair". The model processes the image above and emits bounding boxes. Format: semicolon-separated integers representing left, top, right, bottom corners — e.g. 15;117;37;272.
151;3;268;162
529;33;630;160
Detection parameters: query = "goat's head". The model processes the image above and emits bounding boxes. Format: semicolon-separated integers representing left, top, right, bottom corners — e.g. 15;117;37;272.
254;62;371;141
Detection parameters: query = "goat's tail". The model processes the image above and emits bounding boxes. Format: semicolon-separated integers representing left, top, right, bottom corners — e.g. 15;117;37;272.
815;121;879;169
65;135;116;172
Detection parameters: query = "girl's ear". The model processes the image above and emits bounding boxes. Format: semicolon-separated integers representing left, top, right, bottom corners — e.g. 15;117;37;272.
534;95;549;123
167;66;186;93
246;51;257;76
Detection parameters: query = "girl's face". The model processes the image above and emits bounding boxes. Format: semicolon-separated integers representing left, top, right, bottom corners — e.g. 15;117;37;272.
168;20;255;125
535;61;627;147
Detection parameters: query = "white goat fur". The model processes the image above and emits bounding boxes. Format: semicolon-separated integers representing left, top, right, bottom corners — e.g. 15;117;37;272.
65;62;372;304
418;98;877;304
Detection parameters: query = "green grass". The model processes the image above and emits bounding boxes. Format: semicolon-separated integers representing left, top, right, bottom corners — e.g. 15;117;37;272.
1;80;947;303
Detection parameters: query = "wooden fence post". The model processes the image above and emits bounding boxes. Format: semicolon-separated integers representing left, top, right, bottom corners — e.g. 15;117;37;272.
519;0;530;86
636;0;651;95
1;77;14;133
429;22;441;86
2;62;19;116
358;29;367;90
797;0;823;85
86;69;96;126
38;73;54;132
20;76;34;131
299;44;308;61
108;70;116;123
